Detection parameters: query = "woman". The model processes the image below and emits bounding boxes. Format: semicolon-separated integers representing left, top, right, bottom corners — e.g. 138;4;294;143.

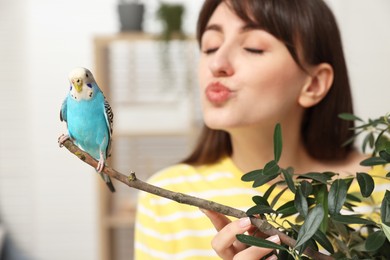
134;0;386;259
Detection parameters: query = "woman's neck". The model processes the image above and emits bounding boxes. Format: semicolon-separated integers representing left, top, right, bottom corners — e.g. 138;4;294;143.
229;126;368;177
229;125;317;175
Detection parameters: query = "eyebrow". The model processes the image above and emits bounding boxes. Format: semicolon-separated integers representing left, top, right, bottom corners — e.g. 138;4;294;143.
242;23;262;32
204;24;222;33
204;23;262;34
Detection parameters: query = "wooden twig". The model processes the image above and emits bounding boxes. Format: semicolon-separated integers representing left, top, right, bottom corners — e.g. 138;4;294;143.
60;139;333;260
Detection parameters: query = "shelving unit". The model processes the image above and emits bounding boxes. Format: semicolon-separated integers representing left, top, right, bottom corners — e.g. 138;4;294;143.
93;33;201;260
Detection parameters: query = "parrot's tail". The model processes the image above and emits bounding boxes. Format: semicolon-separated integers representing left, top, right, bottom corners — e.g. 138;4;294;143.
105;177;116;193
100;173;116;192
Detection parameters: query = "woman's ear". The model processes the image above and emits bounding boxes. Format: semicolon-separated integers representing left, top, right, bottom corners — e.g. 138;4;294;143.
298;63;334;108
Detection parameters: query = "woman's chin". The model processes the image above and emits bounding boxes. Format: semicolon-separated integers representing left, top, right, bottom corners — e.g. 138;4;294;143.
204;118;234;131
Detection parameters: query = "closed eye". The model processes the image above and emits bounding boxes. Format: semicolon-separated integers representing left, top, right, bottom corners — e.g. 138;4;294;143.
244;48;264;54
203;47;219;55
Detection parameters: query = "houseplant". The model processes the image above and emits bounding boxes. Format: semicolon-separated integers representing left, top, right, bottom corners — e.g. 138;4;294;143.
117;0;145;32
156;2;185;40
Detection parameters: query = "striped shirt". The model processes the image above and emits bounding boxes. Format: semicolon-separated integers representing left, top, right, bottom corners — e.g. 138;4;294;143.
134;157;388;260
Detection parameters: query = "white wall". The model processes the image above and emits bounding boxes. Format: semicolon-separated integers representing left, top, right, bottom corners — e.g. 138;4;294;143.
0;1;388;260
0;1;33;259
1;0;119;259
327;0;390;119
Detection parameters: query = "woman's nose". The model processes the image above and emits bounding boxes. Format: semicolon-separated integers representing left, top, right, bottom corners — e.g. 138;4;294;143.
209;47;234;77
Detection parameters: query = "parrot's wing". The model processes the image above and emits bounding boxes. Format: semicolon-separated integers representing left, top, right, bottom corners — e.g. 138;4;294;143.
103;98;114;158
60;97;67;123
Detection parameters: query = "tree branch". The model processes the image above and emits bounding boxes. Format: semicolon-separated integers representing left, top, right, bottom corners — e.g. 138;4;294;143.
60;139;333;260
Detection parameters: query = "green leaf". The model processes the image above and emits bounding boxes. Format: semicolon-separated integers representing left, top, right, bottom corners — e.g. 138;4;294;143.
252;195;270;207
328;179;348;216
341;131;363;147
298;172;331;184
236;234;287;251
277;198;315;218
295;187;308;217
300;181;312;197
297;240;310;255
356;172;375;197
385;191;390;203
276;201;297;217
375;131;390;152
338;113;363;121
360;156;388;166
313;184;329;233
273;123;282;162
270;187;288;208
343;202;357;211
313;229;334;254
354;121;376;130
381;190;390;224
331;214;376;225
323;171;337;178
294;204;324;249
362;132;375;152
253;174;279;188
344;178;354;191
341;134;357;147
346;193;362;203
246;205;276;215
263;182;278;200
379;149;390;162
241;169;263;182
331;219;349;238
282;168;296;193
263;160;280;176
382;222;390;243
365;230;386;251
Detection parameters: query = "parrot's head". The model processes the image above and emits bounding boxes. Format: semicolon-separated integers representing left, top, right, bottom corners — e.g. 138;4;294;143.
68;67;98;101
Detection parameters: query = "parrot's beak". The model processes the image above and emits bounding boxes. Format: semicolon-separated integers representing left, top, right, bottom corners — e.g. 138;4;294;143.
72;78;83;93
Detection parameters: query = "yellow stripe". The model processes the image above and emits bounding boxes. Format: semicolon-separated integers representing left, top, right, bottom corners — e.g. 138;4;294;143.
135;158;388;260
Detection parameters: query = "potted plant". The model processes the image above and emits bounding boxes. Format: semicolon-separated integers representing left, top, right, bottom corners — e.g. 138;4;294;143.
117;0;145;32
157;2;185;40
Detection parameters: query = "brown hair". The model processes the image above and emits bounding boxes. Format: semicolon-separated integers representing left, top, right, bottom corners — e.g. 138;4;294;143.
183;0;355;165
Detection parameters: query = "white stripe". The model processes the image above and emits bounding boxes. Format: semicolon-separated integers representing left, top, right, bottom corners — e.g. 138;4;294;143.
152;171;234;187
135;241;216;260
138;204;251;223
150;188;261;206
340;205;379;215
138;204;204;222
135;222;216;241
373;183;390;192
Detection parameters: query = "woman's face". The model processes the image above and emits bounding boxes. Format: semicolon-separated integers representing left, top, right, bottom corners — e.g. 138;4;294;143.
198;2;310;132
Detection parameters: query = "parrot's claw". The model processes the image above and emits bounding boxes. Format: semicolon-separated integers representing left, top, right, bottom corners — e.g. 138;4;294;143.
58;134;70;147
96;151;105;173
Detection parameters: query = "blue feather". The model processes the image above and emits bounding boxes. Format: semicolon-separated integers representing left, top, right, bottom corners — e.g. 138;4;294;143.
61;76;115;192
66;91;109;160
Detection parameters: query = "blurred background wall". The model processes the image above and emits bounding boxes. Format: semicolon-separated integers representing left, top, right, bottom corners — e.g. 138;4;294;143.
0;0;388;259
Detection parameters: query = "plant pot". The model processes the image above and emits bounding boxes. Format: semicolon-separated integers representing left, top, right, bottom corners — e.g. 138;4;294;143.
118;3;144;32
157;4;184;40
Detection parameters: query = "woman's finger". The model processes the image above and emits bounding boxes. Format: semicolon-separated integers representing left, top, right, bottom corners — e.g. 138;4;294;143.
199;208;232;231
233;235;280;260
210;217;253;259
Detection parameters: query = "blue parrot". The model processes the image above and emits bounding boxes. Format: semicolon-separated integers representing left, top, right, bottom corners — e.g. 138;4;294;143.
59;67;115;192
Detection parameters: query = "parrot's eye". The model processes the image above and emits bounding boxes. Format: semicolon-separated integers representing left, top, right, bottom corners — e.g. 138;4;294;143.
86;73;89;78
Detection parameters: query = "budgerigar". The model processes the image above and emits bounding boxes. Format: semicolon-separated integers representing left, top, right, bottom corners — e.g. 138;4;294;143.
59;67;115;192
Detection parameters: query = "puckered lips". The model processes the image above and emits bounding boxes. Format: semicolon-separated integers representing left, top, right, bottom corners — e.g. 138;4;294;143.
205;82;233;105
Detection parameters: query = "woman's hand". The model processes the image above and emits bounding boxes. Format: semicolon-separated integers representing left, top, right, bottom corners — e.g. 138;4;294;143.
201;209;280;260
